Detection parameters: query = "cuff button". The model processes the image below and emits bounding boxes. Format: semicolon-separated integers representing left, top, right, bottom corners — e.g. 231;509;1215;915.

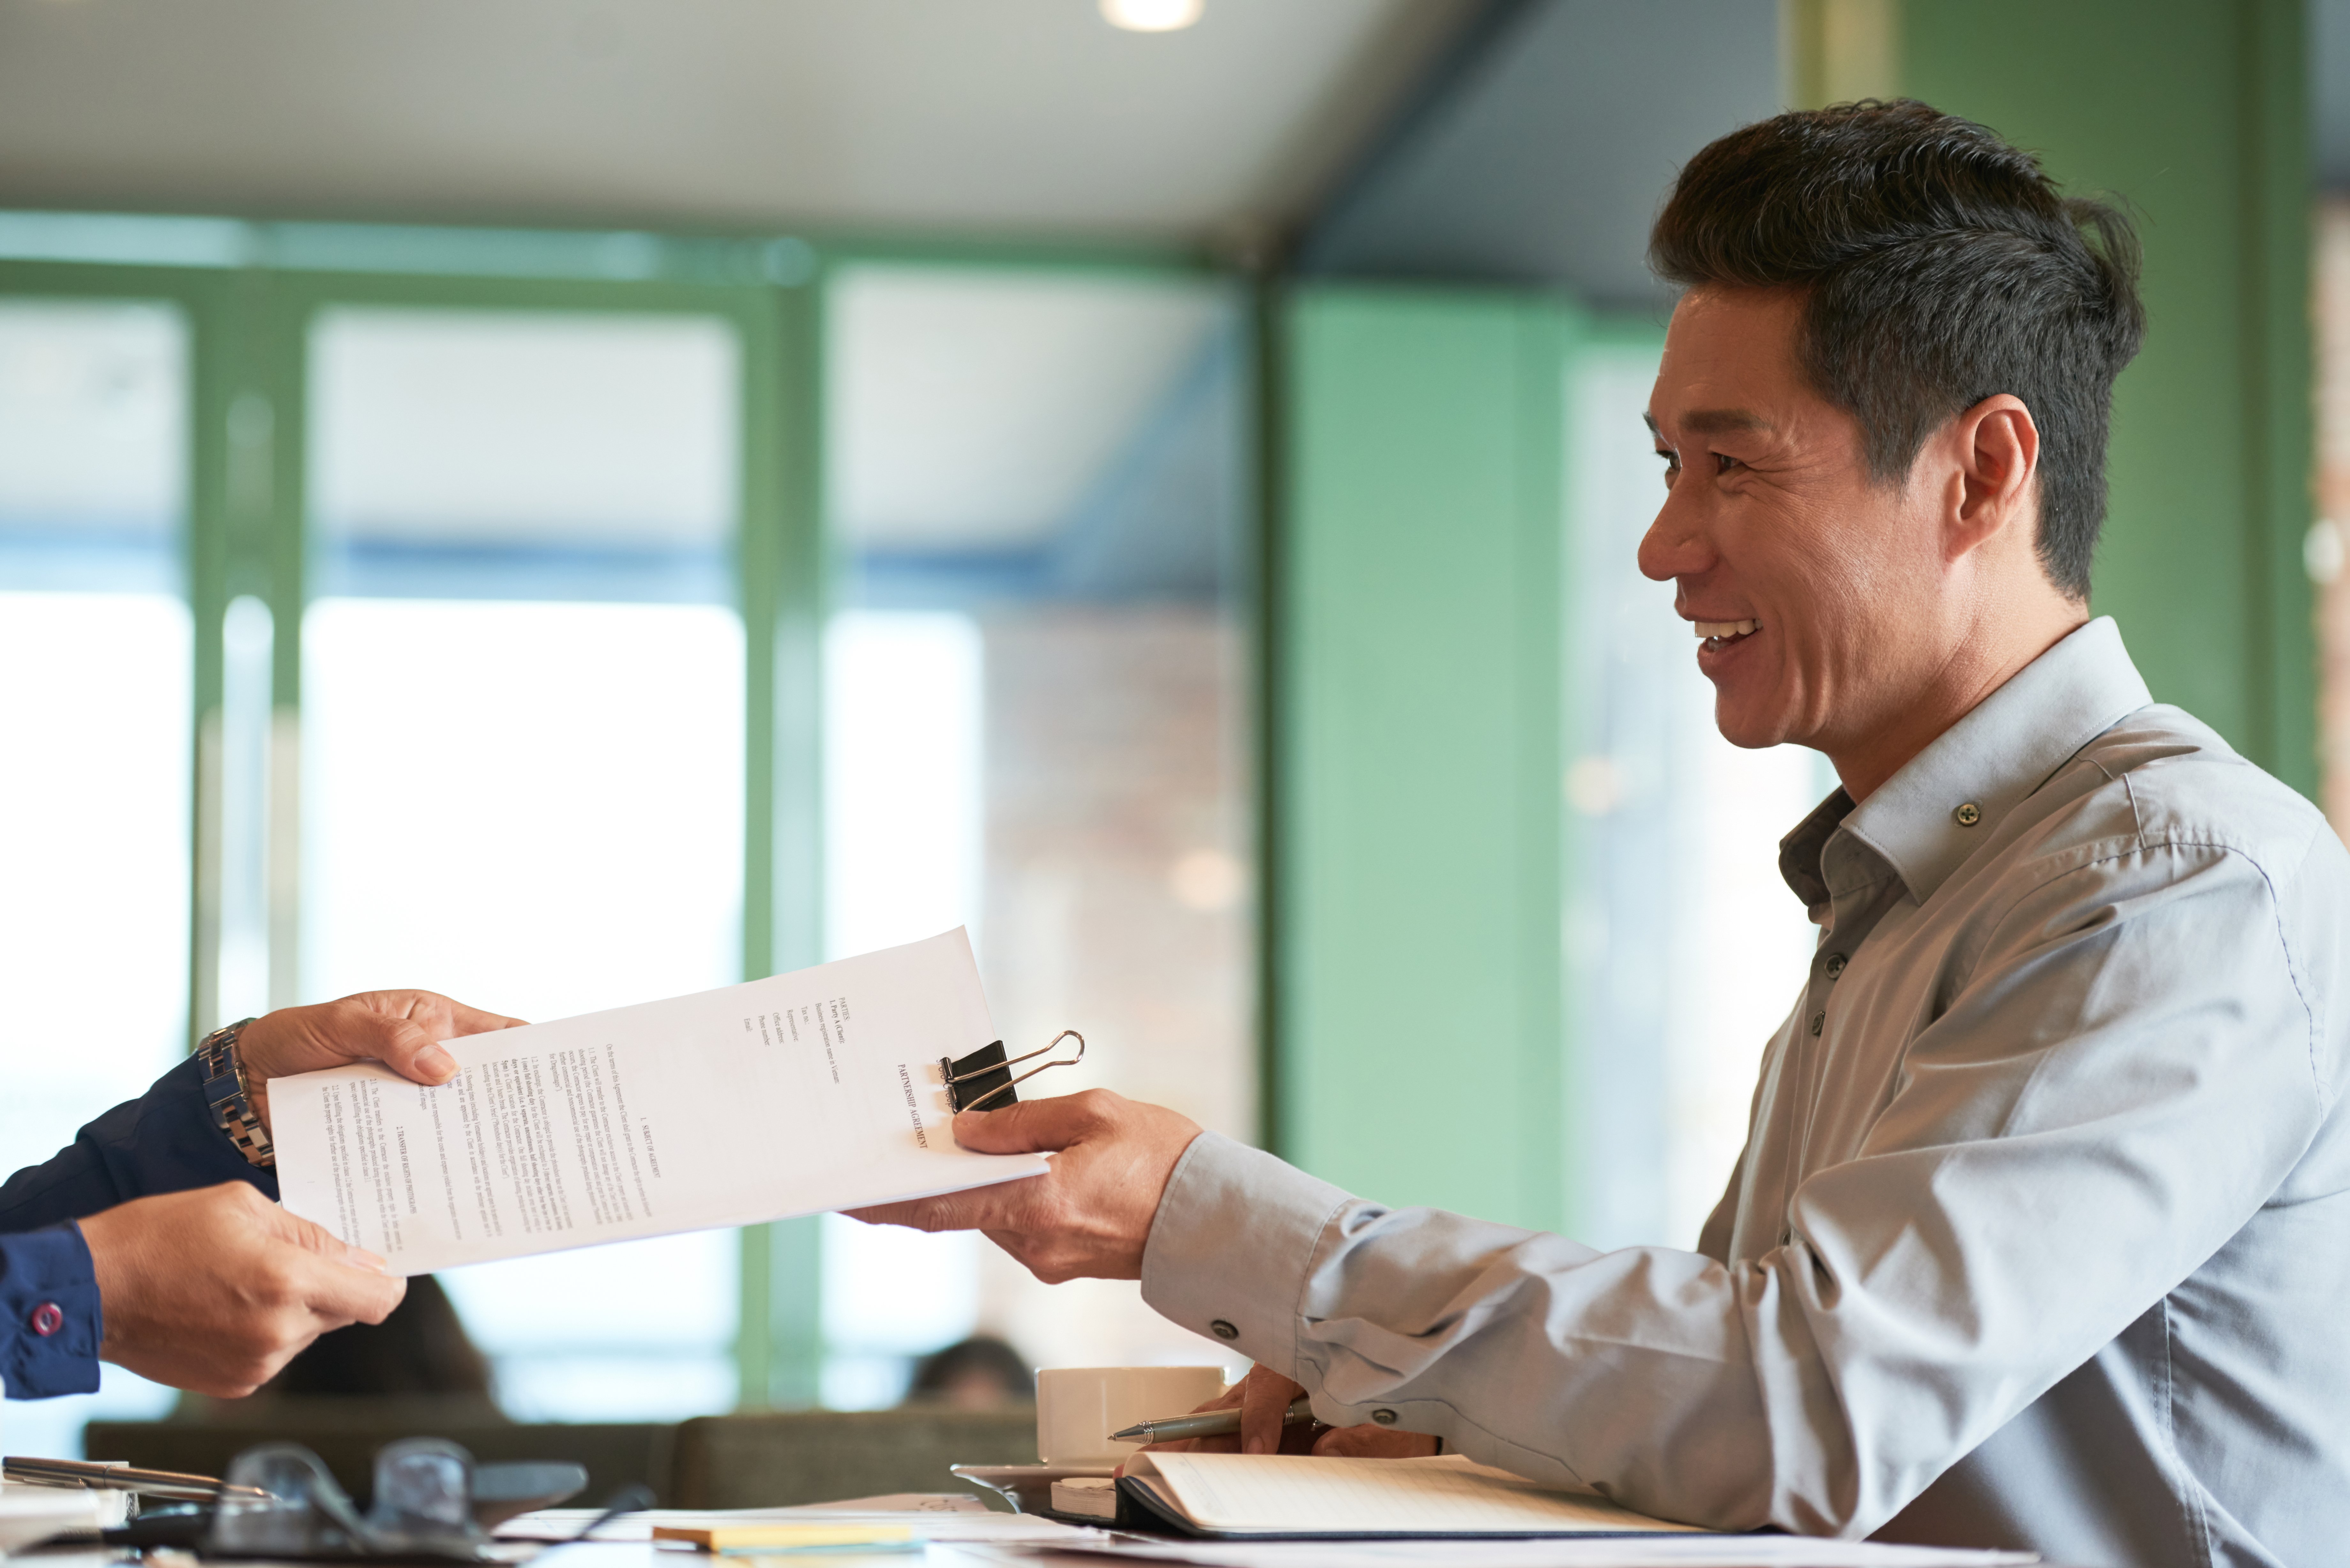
1209;1319;1239;1341
30;1301;64;1337
1371;1409;1397;1425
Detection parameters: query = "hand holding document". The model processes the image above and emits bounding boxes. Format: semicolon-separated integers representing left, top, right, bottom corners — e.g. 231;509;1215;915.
271;930;1048;1274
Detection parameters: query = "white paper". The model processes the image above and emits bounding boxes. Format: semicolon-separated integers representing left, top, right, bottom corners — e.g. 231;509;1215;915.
1052;1538;2037;1567
1126;1453;1702;1537
497;1505;1098;1545
272;930;1050;1274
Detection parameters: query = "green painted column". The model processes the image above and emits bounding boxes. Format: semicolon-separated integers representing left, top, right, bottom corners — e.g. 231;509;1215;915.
1274;286;1573;1233
1900;0;2316;794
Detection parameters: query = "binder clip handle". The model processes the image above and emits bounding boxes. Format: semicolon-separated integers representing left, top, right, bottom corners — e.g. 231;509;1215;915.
940;1029;1087;1113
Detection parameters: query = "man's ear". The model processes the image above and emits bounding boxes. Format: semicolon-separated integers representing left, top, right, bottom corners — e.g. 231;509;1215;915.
1945;394;2040;562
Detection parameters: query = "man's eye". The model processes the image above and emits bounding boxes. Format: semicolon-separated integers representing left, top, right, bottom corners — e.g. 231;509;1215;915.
1654;448;1679;487
1715;453;1743;475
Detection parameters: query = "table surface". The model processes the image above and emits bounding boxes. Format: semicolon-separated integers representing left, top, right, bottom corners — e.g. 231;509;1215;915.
12;1520;2059;1568
19;1543;1014;1568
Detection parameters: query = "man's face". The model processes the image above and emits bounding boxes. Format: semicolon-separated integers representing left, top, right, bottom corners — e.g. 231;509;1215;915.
1639;287;1947;754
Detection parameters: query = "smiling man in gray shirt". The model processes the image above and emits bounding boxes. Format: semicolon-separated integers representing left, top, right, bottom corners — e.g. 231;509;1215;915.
858;102;2350;1565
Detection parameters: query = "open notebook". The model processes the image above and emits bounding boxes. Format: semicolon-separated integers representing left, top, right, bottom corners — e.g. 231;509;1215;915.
1115;1453;1710;1540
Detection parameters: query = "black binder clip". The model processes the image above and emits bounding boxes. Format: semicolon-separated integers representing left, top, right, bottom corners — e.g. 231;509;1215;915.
941;1029;1087;1112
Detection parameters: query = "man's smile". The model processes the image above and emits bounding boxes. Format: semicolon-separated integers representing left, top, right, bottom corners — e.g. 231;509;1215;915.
1692;617;1762;651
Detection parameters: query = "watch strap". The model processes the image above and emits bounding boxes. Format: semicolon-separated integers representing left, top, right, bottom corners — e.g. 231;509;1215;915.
196;1018;276;1168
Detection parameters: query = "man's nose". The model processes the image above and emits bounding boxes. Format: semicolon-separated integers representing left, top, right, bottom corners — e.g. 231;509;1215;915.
1636;497;1712;583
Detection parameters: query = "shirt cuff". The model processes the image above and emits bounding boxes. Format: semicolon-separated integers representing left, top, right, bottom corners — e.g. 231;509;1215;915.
0;1224;102;1398
1139;1132;1352;1379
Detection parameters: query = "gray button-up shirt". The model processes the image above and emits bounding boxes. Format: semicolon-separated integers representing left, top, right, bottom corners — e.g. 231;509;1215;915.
1141;619;2350;1566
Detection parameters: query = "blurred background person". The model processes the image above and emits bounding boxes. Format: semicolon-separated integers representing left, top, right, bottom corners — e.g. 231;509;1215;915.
900;1336;1034;1412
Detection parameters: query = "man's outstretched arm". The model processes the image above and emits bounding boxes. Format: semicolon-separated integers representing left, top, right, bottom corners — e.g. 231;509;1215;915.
0;989;521;1398
858;839;2336;1536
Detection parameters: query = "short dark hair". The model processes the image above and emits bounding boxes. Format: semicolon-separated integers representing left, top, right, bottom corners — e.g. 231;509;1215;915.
1649;100;2144;599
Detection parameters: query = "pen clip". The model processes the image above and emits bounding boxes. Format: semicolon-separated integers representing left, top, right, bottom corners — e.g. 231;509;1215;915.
939;1030;1086;1113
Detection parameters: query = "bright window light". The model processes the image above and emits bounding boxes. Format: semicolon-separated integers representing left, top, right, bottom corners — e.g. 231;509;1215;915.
823;610;985;961
301;306;746;1421
1564;343;1823;1251
0;298;191;1458
1100;0;1202;34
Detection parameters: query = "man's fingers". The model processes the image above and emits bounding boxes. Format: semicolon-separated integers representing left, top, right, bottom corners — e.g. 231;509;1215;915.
260;1196;393;1273
286;1250;407;1329
952;1090;1113;1154
339;990;530;1076
263;1207;406;1325
846;1193;991;1232
328;1008;456;1085
368;1015;459;1084
1190;1379;1248;1414
1239;1368;1308;1455
424;995;530;1037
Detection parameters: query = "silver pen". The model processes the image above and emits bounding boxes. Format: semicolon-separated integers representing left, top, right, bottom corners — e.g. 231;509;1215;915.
3;1455;268;1501
1110;1395;1320;1445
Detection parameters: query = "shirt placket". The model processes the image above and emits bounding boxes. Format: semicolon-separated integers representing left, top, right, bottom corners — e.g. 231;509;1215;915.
1779;846;1894;1233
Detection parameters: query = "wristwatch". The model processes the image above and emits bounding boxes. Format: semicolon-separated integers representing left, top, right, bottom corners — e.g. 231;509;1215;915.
196;1017;276;1168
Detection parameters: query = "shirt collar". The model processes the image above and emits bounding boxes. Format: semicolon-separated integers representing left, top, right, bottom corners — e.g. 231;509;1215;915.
1778;787;1857;911
1779;616;2154;908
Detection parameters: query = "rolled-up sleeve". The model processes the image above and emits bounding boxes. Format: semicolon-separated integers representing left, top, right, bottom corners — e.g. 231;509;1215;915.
1140;836;2334;1537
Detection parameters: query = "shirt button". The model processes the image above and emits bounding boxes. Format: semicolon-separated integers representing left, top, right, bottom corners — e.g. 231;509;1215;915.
1209;1319;1239;1341
1823;953;1846;979
1371;1409;1398;1426
1953;802;1982;827
1808;1012;1824;1036
30;1302;63;1337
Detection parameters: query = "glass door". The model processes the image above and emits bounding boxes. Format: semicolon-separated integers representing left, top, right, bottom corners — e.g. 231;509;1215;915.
299;304;747;1417
0;295;193;1452
818;262;1260;1403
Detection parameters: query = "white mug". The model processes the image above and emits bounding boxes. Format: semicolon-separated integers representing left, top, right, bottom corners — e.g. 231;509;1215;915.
1035;1365;1227;1464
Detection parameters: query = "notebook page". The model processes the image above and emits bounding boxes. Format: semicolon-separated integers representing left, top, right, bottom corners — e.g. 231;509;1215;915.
1133;1454;1705;1536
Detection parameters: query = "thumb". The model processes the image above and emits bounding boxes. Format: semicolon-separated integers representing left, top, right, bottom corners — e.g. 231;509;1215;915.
262;1199;393;1274
359;1013;459;1086
952;1095;1087;1154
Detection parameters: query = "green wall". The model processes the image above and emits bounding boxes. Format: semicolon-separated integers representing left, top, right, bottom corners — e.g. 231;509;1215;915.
1901;0;2316;793
1274;287;1572;1232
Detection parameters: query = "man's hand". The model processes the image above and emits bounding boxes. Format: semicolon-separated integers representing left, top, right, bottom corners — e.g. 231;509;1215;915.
846;1090;1202;1282
239;991;526;1135
1148;1367;1440;1460
78;1181;405;1397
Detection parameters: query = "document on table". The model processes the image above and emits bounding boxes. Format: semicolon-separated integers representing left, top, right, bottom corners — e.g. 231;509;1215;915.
271;929;1050;1274
1062;1537;2038;1567
497;1504;1098;1546
1119;1453;1703;1538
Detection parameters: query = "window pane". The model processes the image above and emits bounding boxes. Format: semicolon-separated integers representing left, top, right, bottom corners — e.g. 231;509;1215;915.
1562;338;1822;1252
0;300;184;592
0;299;190;1452
822;265;1257;1403
302;307;744;1419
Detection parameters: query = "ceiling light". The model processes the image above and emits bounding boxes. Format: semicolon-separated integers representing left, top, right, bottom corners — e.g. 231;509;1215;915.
1101;0;1202;33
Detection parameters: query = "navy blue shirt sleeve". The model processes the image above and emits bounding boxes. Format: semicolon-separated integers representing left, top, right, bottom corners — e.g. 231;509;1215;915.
1;1055;278;1400
0;1055;277;1235
0;1225;102;1398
